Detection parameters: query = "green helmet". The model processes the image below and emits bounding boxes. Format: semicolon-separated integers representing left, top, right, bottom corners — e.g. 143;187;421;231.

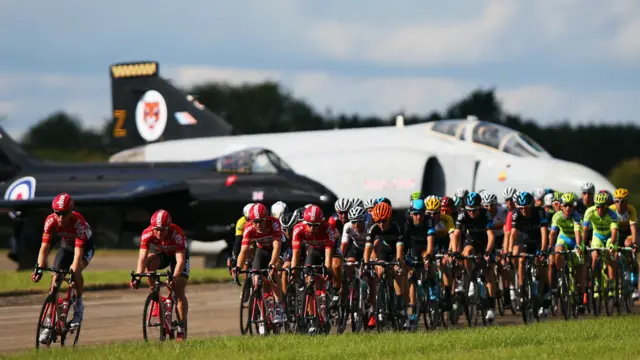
410;191;421;201
594;192;608;206
553;191;562;202
560;192;576;205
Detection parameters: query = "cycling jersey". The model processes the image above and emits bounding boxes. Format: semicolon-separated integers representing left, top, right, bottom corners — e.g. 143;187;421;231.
550;210;581;249
292;222;334;251
490;205;508;237
366;222;404;248
43;211;93;249
609;204;637;234
545;209;556;224
583;206;618;244
504;210;514;234
241;216;283;251
341;224;368;249
328;214;346;235
140;223;187;255
433;214;454;239
455;208;493;247
511;206;548;254
575;199;592;221
233;216;250;257
404;216;436;247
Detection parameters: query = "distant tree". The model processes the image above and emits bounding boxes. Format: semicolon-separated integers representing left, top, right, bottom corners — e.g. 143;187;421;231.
21;112;86;150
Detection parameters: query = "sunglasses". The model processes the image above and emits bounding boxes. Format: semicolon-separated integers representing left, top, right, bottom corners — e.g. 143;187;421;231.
562;204;573;208
305;222;320;227
596;205;606;209
614;199;626;203
582;191;593;195
54;211;70;217
350;219;364;224
251;219;265;225
425;211;437;216
153;226;168;231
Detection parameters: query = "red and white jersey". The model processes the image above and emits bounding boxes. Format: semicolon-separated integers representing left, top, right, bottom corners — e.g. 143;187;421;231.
241;216;282;250
42;211;92;248
491;205;509;237
140;223;187;255
504;209;514;234
292;222;334;251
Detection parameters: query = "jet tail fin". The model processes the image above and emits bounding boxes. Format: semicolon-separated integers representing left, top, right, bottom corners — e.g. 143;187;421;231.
106;61;234;153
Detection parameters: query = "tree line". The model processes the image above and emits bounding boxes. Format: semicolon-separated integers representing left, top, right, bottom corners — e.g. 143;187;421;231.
17;82;640;186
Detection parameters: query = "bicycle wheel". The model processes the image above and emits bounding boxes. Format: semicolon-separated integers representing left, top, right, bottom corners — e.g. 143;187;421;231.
239;277;252;335
61;295;81;347
35;295;57;349
621;260;634;313
521;269;534;324
248;286;266;336
303;288;320;335
464;274;477;327
559;266;570;320
142;292;165;342
592;263;603;317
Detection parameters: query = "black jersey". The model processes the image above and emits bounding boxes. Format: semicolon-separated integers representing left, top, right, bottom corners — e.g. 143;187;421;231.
455;207;493;243
575;199;591;221
511;206;548;243
366;221;404;248
404;216;436;247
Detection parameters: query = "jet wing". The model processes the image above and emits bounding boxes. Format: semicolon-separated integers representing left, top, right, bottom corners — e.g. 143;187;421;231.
0;179;191;211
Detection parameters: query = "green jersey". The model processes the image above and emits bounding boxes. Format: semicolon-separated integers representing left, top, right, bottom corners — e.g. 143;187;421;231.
583;206;618;239
551;210;581;238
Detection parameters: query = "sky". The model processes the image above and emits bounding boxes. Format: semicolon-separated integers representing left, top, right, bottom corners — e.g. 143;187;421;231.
1;0;639;140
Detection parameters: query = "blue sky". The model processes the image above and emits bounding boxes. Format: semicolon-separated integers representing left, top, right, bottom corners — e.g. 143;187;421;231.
1;0;639;140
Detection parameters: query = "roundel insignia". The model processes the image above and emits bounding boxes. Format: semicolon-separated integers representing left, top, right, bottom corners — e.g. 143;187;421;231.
135;90;168;142
4;176;36;200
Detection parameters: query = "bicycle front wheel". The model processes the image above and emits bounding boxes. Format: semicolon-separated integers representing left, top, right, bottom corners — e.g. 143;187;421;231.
35;296;57;349
142;292;165;342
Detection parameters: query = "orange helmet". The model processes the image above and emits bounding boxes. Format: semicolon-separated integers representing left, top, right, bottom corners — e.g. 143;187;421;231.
372;202;392;222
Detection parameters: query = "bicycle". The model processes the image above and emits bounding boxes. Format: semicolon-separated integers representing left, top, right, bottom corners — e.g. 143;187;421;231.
235;267;283;336
460;254;491;327
587;246;617;316
230;261;254;335
290;264;332;335
615;246;636;314
423;253;448;330
34;266;81;349
366;260;405;332
130;270;183;341
340;261;368;334
512;253;547;324
554;248;581;320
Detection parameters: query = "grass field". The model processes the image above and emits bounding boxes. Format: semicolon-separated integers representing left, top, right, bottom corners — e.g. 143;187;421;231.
6;315;639;359
0;268;230;295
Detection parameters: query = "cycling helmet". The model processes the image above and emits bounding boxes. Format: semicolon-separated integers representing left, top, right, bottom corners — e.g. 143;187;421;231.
372;202;393;222
465;192;481;209
242;203;254;218
425;196;441;211
351;198;364;209
553;191;562;202
270;201;288;219
453;196;464;208
580;181;595;194
501;187;517;201
364;198;376;210
280;212;297;230
543;193;554;207
335;198;352;212
455;188;468;198
441;196;453;208
594;192;608;206
410;191;421;201
293;207;305;223
560;192;577;206
375;197;392;206
512;191;521;203
516;191;533;207
150;209;172;228
409;199;425;213
348;206;366;221
248;203;268;221
533;188;546;201
614;188;629;200
303;205;324;224
480;192;498;206
52;193;74;213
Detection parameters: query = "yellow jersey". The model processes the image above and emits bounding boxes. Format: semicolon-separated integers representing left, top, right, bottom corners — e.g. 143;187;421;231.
235;216;248;236
435;214;455;238
609;204;637;233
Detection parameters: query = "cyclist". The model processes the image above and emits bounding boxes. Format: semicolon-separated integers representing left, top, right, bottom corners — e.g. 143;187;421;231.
33;193;95;343
228;203;255;271
510;192;550;317
550;192;585;312
279;212;300;304
271;201;288;219
533;188;546;208
482;191;514;307
290;204;334;333
583;192;619;300
131;209;189;340
429;196;456;310
364;202;407;328
404;198;437;328
453;192;497;322
328;198;352;308
440;196;456;217
364;198;376;229
236;203;284;328
610;188;638;299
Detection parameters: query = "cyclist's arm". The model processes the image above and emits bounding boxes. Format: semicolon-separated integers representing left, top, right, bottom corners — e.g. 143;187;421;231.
324;226;334;269
70;244;85;273
396;230;405;264
340;226;350;256
174;251;186;278
236;227;252;268
485;211;495;253
233;235;242;258
36;242;50;269
270;236;282;267
364;233;374;263
38;218;55;268
539;208;549;251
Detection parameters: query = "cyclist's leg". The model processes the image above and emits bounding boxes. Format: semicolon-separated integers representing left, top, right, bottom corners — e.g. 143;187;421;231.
73;239;95;299
145;253;163;288
330;251;344;307
171;252;190;336
605;238;617;283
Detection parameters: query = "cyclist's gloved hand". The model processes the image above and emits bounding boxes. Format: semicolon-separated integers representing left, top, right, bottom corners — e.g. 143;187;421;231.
31;268;43;283
130;278;141;289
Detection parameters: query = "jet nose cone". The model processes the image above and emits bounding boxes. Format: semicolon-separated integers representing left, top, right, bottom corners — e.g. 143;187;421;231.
547;159;616;193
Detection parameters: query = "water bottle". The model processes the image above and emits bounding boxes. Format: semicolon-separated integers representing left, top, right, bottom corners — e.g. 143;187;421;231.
163;296;173;320
478;280;486;299
630;272;637;287
318;293;326;320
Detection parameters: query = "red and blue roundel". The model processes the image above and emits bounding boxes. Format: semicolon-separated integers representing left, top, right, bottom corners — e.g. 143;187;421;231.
4;176;36;200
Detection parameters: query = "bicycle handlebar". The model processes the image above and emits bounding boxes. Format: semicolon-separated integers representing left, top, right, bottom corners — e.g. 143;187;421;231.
130;270;173;283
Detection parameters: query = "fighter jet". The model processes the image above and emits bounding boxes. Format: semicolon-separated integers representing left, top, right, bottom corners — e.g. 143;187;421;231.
0;127;337;268
106;61;615;206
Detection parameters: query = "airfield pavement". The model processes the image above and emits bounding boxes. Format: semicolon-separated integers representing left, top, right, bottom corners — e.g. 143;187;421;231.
0;251;636;353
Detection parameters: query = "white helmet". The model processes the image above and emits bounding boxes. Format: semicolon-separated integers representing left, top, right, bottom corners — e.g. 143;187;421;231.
270;201;288;219
351;198;364;209
533;188;546;201
501;187;517;201
348;206;366;221
243;203;254;218
364;198;376;210
580;181;595;194
334;198;352;212
543;193;554;207
481;192;498;206
455;188;468;198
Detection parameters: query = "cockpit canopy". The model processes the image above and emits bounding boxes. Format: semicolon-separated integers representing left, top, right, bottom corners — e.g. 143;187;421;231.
426;118;551;158
214;147;294;174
